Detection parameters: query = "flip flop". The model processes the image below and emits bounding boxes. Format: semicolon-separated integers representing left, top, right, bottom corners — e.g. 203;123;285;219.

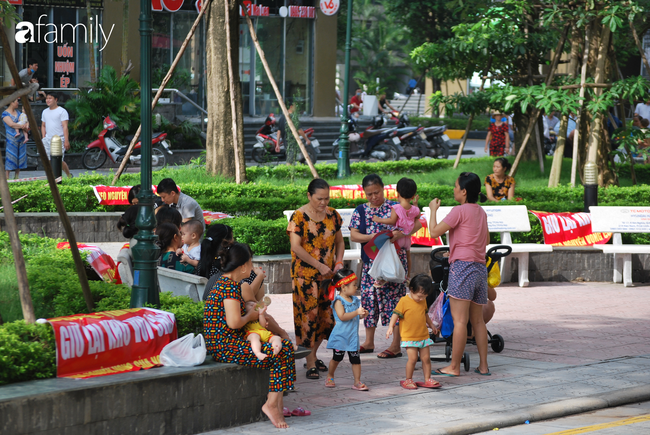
474;368;491;376
377;349;402;359
282;407;292;418
291;407;311;416
325;377;336;388
416;379;442;389
352;382;369;391
359;346;374;353
400;379;418;390
432;368;458;377
305;367;320;380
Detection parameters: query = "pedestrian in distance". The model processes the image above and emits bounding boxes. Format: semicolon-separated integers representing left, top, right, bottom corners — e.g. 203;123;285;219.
322;268;369;391
387;274;441;390
41;91;72;178
484;111;511;156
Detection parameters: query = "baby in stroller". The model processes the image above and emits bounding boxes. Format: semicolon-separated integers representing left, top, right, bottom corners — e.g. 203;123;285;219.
427;245;510;373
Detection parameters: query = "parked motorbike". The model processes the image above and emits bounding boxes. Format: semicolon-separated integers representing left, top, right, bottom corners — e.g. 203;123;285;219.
252;114;320;164
81;116;172;170
331;115;400;161
395;113;451;159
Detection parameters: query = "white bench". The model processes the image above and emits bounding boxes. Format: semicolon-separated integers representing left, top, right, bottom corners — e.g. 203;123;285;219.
424;205;553;287
157;267;208;302
590;206;650;287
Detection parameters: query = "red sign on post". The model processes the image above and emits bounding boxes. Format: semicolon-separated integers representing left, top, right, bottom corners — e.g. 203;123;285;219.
529;210;612;246
48;308;178;378
320;0;340;16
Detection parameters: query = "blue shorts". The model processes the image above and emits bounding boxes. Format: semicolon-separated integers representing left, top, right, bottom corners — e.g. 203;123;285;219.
448;260;488;305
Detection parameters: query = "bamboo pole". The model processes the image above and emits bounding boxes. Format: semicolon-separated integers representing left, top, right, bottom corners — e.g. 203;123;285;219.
510;23;571;177
571;24;591;187
0;25;95;312
243;9;318;178
612;52;636;185
223;0;242;184
0;159;35;323
453;56;492;168
585;25;611;166
111;0;212;185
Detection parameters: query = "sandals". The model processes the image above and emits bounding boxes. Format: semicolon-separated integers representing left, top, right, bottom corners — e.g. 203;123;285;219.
352;382;369;391
325;377;336;388
282;407;292;418
303;359;328;372
359;346;374;353
291;407;311;416
416;379;442;389
306;367;320;380
400;379;418;390
377;349;403;359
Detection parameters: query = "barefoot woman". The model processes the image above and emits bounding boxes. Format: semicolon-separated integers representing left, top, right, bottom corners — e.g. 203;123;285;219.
204;242;296;428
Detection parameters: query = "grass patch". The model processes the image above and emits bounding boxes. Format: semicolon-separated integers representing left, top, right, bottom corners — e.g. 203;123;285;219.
0;265;21;324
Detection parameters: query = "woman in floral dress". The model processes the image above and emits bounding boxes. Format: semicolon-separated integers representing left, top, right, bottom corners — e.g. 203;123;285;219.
288;178;345;379
350;174;422;359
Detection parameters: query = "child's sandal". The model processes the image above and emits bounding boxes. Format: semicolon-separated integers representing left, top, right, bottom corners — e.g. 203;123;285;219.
352;382;369;391
325;377;335;388
400;379;418;390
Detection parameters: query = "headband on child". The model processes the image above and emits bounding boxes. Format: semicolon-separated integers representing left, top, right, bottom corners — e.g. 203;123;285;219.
327;273;357;301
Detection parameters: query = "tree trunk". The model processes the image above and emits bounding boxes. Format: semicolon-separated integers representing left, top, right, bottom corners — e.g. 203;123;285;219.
121;0;129;73
205;0;246;182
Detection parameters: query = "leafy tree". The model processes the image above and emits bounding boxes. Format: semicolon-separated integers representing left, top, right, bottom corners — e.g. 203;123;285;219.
65;66;141;140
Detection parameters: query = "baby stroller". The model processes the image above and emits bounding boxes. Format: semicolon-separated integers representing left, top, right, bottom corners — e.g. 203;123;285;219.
427;245;512;371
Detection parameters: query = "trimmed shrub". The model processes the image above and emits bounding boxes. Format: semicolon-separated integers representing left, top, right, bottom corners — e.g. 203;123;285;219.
0;321;56;385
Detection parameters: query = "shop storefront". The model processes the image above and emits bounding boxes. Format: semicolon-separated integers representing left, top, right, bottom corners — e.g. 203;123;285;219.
10;0;106;89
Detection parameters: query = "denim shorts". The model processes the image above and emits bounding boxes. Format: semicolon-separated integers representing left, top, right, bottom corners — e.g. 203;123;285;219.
448;260;488;304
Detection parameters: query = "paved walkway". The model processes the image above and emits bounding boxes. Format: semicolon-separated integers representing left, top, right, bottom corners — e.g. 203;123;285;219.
200;282;650;434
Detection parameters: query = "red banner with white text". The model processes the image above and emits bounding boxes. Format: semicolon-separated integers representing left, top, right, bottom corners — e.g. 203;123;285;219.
48;308;177;379
529;211;612;246
56;242;117;283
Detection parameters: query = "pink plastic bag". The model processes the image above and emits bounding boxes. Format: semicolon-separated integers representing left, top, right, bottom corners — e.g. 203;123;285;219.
428;292;444;329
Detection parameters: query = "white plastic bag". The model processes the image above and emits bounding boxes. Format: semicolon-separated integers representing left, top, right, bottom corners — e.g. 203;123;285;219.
160;333;207;367
368;242;405;283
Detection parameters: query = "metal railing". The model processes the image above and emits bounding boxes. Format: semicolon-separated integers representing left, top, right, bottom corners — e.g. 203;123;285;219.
152;88;207;132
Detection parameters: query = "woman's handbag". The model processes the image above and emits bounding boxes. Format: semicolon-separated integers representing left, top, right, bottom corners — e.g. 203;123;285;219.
368;242;405;283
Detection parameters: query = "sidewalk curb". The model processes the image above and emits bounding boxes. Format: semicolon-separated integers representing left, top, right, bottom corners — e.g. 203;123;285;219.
424;384;650;435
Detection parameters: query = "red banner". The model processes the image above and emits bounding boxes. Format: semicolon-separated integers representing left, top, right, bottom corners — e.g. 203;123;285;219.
92;185;163;206
57;242;117;282
412;213;444;247
48;308;177;379
330;184;398;200
529;211;612;247
203;210;233;224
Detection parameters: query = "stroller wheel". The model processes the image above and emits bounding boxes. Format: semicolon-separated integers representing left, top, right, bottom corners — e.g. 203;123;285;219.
445;343;451;361
491;334;505;353
463;352;470;372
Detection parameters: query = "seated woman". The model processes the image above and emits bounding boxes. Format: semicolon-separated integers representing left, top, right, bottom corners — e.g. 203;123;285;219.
204;242;295;429
157;222;195;273
485;157;515;201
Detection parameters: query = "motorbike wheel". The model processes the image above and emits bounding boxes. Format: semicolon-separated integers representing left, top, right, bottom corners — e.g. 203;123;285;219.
152;146;166;169
82;148;108;170
306;144;318;164
252;147;268;163
437;141;451;159
385;145;400;162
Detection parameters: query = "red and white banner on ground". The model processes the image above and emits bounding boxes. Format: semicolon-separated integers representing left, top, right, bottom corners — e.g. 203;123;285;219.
56;242;118;282
47;308;177;379
529;211;612;247
330;184;399;200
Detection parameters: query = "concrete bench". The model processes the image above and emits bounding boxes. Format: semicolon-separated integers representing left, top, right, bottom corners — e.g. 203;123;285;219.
157;266;208;302
590;206;650;287
424;205;553;287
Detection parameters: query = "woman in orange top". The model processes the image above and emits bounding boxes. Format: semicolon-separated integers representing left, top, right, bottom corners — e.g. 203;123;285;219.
288;178;345;380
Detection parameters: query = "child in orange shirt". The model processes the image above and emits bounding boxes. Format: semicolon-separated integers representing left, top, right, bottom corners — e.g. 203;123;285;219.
387;274;441;390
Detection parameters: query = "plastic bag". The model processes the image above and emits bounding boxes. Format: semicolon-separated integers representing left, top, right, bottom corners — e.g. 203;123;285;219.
428;291;445;329
160;333;207;367
440;293;454;338
486;258;501;288
368;242;405;283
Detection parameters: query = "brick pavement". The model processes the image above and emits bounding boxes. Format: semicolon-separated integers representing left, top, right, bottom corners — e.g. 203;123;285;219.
201;282;650;434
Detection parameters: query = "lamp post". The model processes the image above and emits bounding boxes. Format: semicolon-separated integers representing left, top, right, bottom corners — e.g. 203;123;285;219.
336;0;353;179
131;0;160;308
50;135;62;181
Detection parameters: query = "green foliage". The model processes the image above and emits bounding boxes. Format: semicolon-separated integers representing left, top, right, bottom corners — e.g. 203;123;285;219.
0;1;21;26
0;321;56;385
153;114;202;148
152;65;191;91
220;217;291;255
156;293;205;337
428;91;492;117
65;66;141;140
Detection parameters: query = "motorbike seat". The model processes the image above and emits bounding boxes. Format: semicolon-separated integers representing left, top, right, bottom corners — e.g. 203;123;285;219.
364;127;397;138
423;126;446;135
395;126;418;135
124;132;164;142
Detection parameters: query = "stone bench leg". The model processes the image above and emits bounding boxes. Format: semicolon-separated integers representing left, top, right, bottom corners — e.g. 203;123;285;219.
613;253;623;283
499;253;529;287
621;253;633;287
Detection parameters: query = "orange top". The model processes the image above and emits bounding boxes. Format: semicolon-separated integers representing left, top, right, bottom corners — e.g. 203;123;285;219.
393;295;429;341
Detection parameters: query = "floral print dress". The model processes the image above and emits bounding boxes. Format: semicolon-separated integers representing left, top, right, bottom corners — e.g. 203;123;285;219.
488;122;509;156
287;207;342;348
349;201;408;328
485;174;515;201
204;275;295;392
